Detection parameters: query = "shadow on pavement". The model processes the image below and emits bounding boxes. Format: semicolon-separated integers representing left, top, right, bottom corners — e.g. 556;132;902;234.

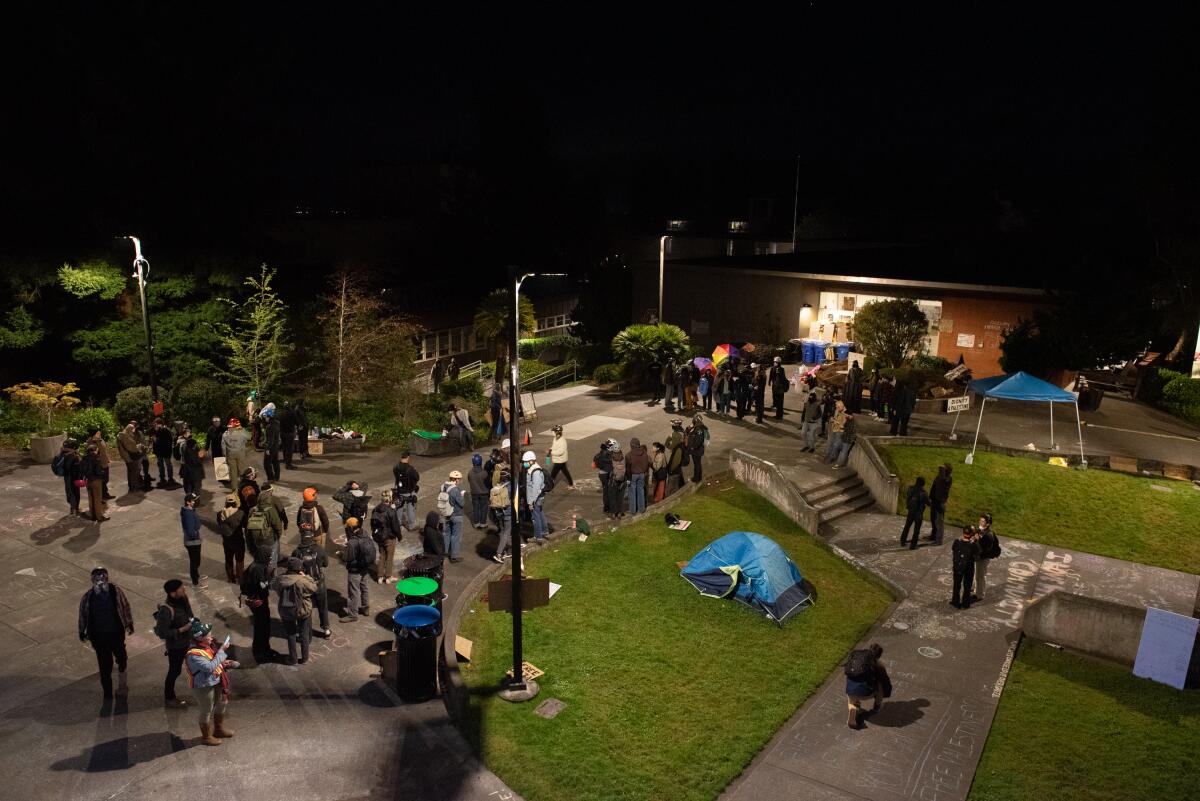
50;731;192;772
867;697;931;728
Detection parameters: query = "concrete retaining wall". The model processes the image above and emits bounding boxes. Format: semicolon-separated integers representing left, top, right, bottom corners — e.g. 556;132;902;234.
849;437;900;514
1022;590;1146;666
729;448;821;534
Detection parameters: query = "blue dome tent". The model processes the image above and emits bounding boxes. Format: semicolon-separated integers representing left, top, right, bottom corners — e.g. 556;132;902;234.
680;532;813;625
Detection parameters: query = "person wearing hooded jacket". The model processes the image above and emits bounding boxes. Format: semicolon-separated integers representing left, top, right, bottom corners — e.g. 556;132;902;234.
546;424;576;489
687;416;708;483
222;419;251;488
768;357;789;419
467;454;489;529
605;440;627;518
420;510;446;557
261;403;281;481
371;489;402;584
296;486;331;549
340;518;376;622
625;437;649;515
664;420;687;496
291;531;331;637
593;441;613;514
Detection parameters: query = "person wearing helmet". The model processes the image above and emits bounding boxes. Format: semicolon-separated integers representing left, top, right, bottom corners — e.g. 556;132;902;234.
340;517;377;621
687;415;709;483
546;424;576;490
523;451;549;544
468;453;490;530
440;470;466;562
769;356;789;419
592;440;614;513
180;492;208;588
392;451;420;531
185;619;239;745
261;402;281;481
296;486;331;549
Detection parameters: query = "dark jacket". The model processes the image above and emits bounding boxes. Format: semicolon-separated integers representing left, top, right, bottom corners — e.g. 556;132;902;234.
421;511;446;556
393;461;420;494
333;482;370;522
593;450;613;476
80;453;105;482
206;423;225;458
180;506;202;545
155;595;194;651
687;425;707;456
371;501;402;543
895;384;916;416
802;398;822;423
841;417;858;447
845;652;892;699
626;439;650;474
240;560;270;607
906;483;929;514
296;500;330;537
768;365;788;394
78;585;135;640
344;528;376;573
152;426;173;457
930;475;952;506
264;417;281;450
291;540;329;587
952;537;980;570
467;466;488;495
181;440;205;480
977;528;1000;560
61;448;81;484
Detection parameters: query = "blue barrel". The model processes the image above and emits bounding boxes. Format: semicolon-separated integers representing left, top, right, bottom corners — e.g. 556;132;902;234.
802;340;816;364
813;342;828;365
835;343;852;361
392;605;443;702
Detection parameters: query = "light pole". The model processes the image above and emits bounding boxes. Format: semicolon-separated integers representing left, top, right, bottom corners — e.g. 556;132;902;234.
499;268;566;703
658;235;669;324
124;236;160;411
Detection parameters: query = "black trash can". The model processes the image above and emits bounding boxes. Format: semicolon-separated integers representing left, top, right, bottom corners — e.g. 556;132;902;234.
392;605;442;702
1078;386;1104;412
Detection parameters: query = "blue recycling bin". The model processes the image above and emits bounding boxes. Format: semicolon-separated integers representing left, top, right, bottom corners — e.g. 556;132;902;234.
392;605;442;702
813;342;829;365
835;343;852;361
802;340;816;364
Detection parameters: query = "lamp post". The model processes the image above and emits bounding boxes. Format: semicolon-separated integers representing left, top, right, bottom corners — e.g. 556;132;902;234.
658;235;669;324
499;268;566;703
124;236;160;411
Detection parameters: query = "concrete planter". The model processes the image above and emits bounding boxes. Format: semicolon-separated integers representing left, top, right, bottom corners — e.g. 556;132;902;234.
30;432;66;464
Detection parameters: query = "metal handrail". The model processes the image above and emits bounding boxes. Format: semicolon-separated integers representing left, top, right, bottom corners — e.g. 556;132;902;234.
523;361;578;392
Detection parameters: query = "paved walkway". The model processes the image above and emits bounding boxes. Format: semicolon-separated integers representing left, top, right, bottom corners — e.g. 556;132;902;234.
720;458;1199;801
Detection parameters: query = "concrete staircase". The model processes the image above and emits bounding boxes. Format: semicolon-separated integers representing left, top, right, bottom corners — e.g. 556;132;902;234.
800;472;876;523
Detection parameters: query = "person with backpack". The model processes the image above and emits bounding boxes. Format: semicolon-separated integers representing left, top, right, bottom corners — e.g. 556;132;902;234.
972;513;1001;603
665;419;687;496
546;424;576;490
180;434;206;497
154;579;195;708
245;490;284;574
449;403;474;453
185;619;239;746
651;442;668;503
340;518;377;622
523;451;549;544
606;440;627;518
271;556;317;665
687;415;708;483
296;487;331;549
78;567;134;700
625;437;649;515
438;469;466;561
261;404;281;481
53;438;83;516
180;492;208;587
467;454;489;530
951;525;981;609
333;480;370;525
291;532;331;638
800;392;822;453
371;488;403;584
239;559;278;664
80;442;109;521
768;356;789;419
260;481;289;534
490;468;514;562
221;418;251;489
899;477;928;550
152;417;175;486
392;451;420;531
592;439;613;513
117;419;152;494
216;495;245;584
844;643;891;730
928;464;953;544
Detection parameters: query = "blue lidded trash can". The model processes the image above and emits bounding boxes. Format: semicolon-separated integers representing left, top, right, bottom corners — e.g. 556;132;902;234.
392;605;442;702
813;342;828;365
835;343;852;361
802;340;816;364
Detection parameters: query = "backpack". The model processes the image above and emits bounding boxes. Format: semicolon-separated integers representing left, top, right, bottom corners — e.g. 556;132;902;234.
437;483;454;517
348;536;378;572
610;457;626;482
152;606;174;640
489;483;509;509
245;506;268;537
982;531;1002;559
533;465;554;496
844;649;873;680
298;506;323;536
51;452;66;477
278;581;302;622
297;546;324;582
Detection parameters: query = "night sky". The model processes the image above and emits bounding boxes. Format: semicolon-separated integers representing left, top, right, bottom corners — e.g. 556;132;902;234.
5;6;1196;283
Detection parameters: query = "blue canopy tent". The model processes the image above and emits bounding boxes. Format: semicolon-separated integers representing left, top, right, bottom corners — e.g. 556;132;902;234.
964;371;1086;467
680;532;812;625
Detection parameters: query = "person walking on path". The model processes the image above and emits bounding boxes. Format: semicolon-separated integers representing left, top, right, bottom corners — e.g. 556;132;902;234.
524;451;550;543
80;442;109;521
687;415;708;483
768;357;789;419
490;469;514;562
467;454;490;530
651;442;668;503
56;438;83;516
154;579;195;708
222;419;250;489
546;425;576;489
79;567;134;700
185;620;238;746
972;514;1001;603
823;400;848;463
216;495;245;584
292;532;331;638
951;526;980;608
626;437;649;515
117;419;151;493
832;412;857;469
272;557;317;665
152;417;175;486
800;392;822;453
844;643;891;730
928;464;953;544
392;452;420;531
371;489;403;584
438;470;466;561
181;492;208;588
340;518;377;622
87;427;114;500
899;477;928;549
239;559;277;664
845;360;864;414
890;381;916;436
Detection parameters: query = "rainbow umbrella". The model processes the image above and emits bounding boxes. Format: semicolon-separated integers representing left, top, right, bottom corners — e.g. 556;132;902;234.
692;357;714;373
712;343;740;367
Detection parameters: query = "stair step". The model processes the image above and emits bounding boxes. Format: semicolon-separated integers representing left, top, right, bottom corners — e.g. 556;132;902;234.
802;475;862;503
819;495;877;523
812;484;870;511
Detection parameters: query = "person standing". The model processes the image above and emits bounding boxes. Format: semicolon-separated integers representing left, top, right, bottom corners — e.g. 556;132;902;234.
899;477;928;549
421;510;446;558
185;620;238;746
606;440;627;517
650;442;668;503
181;492;208;588
625;437;649;515
116;419;151;493
340;518;377;622
832;411;857;469
972;514;1001;603
546;425;576;489
447;357;460;381
296;487;331;549
665;419;687;496
877;376;894;421
438;470;466;562
245;489;284;575
429;358;445;394
524;452;549;543
206;417;225;462
180;435;205;497
490;469;514;562
333;480;370;525
261;405;281;481
152;417;175;486
648;354;663;404
845;360;864;414
392;452;421;531
891;381;915;436
371;489;403;584
272;557;317;665
78;567;134;699
80;443;109;521
56;438;83;516
154;579;194;708
752;363;767;424
768;357;789;419
450;404;474;453
868;367;882;418
687;415;708;483
292;532;331;638
222;419;250;489
239;559;276;664
698;369;713;411
823;400;848;463
593;439;613;513
467;454;489;530
844;643;891;730
951;526;980;609
801;392;822;453
928;464;953;544
294;398;310;459
216;495;245;584
278;402;297;470
662;357;677;412
88;427;114;500
715;367;733;415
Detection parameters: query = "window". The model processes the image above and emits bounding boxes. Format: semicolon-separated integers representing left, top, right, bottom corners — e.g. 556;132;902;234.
415;325;482;361
536;314;571;333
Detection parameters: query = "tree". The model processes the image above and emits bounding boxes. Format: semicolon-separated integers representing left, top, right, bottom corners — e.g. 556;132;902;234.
473;288;536;383
853;299;929;368
217;265;292;398
610;323;691;382
319;268;417;422
4;381;80;433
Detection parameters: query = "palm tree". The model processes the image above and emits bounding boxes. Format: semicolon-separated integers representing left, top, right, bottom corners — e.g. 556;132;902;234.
473;288;537;385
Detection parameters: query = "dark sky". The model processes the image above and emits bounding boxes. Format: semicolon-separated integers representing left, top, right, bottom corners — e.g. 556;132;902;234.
4;5;1196;269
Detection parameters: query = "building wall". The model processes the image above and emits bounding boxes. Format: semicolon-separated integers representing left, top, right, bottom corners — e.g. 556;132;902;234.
938;295;1043;376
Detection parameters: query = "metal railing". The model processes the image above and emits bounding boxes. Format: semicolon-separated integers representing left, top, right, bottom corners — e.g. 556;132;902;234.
418;360;485;393
522;361;578;392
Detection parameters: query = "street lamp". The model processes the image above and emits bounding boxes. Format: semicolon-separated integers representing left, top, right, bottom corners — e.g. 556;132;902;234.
499;268;566;703
124;236;161;412
658;235;668;324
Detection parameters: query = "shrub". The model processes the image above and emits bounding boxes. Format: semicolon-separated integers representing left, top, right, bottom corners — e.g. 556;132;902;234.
66;407;119;442
910;353;953;373
439;377;484;403
855;298;929;368
1161;376;1200;424
114;386;162;429
172;376;238;431
518;334;583;361
610;324;691;379
1142;367;1185;404
3;381;81;434
592;363;623;385
0;398;43;448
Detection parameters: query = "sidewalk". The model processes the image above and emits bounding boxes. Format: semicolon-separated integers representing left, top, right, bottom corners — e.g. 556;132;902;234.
719;458;1199;801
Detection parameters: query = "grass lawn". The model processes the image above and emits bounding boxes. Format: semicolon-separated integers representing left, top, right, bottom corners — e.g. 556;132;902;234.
881;445;1200;574
457;479;893;801
969;640;1200;801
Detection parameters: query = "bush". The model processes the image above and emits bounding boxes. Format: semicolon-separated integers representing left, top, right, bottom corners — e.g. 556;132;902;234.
172;376;238;431
439;377;484;403
66;407;118;442
1161;376;1200;424
518;334;583;361
1143;367;1185;404
610;324;691;381
592;363;623;384
0;398;43;448
114;386;163;429
910;353;953;373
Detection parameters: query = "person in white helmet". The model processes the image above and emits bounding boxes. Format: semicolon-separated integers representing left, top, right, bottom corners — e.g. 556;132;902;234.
523;451;549;544
439;470;466;562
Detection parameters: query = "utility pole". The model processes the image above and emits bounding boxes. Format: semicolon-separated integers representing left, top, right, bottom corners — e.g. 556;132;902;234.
791;156;801;251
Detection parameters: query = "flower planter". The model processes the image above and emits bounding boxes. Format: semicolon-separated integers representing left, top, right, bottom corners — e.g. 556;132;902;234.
30;433;66;464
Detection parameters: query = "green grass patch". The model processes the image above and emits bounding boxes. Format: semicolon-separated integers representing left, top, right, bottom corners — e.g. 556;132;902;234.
458;481;892;801
881;445;1200;574
969;640;1200;801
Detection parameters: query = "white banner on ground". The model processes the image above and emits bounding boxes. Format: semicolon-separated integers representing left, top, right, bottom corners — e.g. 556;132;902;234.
1133;607;1199;690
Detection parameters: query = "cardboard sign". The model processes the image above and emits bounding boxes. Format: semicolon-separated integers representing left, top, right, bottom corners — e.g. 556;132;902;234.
488;578;551;613
944;364;970;381
946;395;971;413
1133;607;1199;690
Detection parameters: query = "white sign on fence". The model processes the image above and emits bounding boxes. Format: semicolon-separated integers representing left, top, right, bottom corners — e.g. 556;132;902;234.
1133;606;1199;690
946;395;971;413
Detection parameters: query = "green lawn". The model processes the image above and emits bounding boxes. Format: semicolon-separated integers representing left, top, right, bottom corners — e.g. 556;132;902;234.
881;445;1200;574
457;480;893;801
970;640;1200;801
